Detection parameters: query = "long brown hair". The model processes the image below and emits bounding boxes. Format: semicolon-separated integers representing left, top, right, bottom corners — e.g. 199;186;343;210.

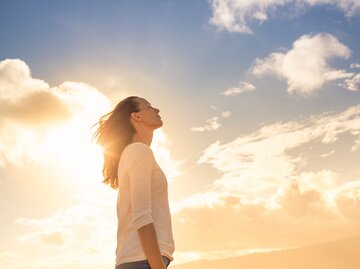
92;96;140;189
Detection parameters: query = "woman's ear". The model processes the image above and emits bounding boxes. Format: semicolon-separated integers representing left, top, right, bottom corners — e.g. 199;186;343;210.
131;112;141;122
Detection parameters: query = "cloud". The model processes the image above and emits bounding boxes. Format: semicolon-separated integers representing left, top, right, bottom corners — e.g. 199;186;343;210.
0;59;49;100
19;230;68;246
321;150;335;158
172;184;359;253
209;0;286;34
340;73;360;91
0;59;71;125
250;33;353;96
222;81;256;96
152;130;184;181
335;181;360;219
190;116;221;132
13;188;118;268
0;252;23;269
170;103;360;253
350;63;360;69
198;104;360;195
274;174;336;218
190;108;232;132
221;111;232;118
209;0;360;34
0;91;71;125
0;59;111;166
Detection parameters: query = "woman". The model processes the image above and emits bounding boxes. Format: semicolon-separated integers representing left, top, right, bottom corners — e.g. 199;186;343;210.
92;96;175;269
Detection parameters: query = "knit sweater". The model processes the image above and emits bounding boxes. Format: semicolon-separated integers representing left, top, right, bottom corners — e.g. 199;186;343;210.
115;142;175;266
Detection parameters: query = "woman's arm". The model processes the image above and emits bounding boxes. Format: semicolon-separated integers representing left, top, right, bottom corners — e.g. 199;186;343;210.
138;223;166;269
127;145;165;268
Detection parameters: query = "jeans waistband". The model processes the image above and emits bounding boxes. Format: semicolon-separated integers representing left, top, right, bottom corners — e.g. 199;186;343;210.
116;255;171;269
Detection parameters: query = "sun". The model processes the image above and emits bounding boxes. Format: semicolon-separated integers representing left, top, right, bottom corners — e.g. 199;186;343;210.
33;85;111;191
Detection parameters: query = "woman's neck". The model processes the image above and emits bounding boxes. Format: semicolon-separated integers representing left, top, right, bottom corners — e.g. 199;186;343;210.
132;131;153;146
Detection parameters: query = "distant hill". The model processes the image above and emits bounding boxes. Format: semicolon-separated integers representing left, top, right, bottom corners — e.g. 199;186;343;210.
171;235;360;269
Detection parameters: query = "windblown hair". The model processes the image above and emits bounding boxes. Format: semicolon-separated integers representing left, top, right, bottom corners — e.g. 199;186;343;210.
92;96;140;189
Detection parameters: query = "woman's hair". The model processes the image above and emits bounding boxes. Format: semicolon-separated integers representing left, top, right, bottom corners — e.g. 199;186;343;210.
92;96;140;189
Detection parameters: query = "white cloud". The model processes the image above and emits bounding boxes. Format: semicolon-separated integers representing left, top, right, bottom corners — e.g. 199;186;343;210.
190;109;232;132
350;63;360;69
152;130;184;181
0;58;72;126
340;73;360;91
190;116;221;132
209;0;286;34
198;104;360;197
0;59;111;167
250;33;353;96
209;0;360;33
0;59;49;100
221;110;232;118
222;81;256;96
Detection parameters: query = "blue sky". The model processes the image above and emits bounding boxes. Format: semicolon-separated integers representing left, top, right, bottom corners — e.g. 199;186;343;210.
1;1;359;121
1;1;360;268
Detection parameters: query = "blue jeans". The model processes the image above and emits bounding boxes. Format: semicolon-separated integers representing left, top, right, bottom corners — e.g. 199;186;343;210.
116;256;171;269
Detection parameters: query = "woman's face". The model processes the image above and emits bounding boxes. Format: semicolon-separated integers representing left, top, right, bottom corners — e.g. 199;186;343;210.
133;98;163;129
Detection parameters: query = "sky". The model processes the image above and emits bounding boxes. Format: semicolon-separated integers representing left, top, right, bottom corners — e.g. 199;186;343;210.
1;0;360;268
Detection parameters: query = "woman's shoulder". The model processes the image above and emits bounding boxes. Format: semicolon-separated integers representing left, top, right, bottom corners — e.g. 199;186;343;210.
123;142;153;159
125;142;151;151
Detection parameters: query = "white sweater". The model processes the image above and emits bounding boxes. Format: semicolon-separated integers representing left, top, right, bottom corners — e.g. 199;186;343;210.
115;142;175;266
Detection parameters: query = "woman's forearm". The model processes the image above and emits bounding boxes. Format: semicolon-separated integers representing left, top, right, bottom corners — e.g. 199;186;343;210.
138;223;166;269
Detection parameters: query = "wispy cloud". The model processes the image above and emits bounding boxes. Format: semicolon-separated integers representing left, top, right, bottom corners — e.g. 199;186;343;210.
222;81;256;96
321;150;335;158
340;73;360;91
209;0;360;34
350;63;360;69
250;33;353;96
221;111;232;118
190;116;221;132
190;110;232;132
199;104;360;194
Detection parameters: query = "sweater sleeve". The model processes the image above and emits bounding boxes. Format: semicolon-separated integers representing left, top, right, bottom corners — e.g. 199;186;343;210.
125;143;154;230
